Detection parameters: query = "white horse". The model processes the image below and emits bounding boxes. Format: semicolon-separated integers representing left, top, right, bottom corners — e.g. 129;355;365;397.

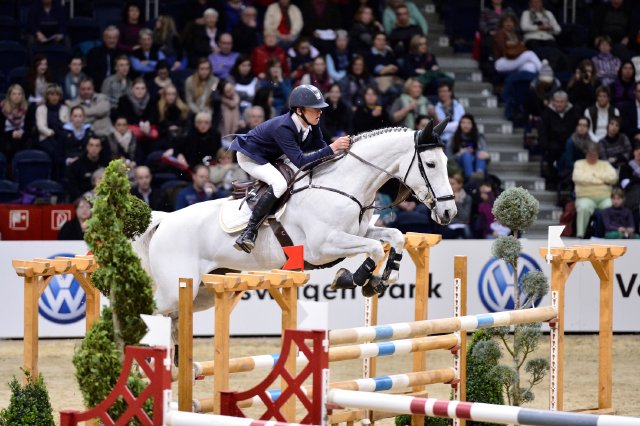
132;120;456;325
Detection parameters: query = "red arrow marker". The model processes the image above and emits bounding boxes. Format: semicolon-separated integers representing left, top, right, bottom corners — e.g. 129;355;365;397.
282;245;304;271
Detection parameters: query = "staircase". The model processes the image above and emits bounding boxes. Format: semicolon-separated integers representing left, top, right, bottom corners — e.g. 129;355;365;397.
421;2;561;238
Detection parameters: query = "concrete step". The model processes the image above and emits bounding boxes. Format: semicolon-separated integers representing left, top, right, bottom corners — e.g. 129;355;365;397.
488;148;529;163
527;218;562;236
501;174;546;191
527;190;558;204
488;161;539;174
457;94;498;108
445;68;484;83
454;81;493;93
537;205;563;221
475;119;514;134
438;57;478;69
466;106;504;118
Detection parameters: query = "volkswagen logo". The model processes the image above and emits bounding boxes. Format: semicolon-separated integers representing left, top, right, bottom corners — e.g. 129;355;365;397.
38;253;86;324
478;253;543;312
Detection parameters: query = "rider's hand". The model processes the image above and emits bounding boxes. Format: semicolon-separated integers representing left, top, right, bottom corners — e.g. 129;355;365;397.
330;136;351;153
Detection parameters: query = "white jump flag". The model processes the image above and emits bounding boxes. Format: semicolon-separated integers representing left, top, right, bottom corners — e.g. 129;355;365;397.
546;225;565;263
140;314;172;367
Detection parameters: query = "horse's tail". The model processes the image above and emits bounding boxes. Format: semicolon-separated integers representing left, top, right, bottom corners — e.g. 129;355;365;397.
131;211;167;280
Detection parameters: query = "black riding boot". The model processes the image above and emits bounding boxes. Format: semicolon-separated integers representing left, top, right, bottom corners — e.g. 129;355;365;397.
234;186;279;253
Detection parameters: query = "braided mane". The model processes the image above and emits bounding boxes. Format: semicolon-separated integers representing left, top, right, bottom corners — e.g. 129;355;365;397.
351;127;412;144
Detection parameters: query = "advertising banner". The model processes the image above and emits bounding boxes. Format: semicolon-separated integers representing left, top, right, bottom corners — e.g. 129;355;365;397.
0;204;75;240
1;239;638;338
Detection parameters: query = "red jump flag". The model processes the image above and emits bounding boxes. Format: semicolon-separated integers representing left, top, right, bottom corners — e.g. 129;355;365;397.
282;245;304;271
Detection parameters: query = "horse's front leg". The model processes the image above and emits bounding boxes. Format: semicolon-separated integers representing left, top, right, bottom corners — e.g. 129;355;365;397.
364;225;405;284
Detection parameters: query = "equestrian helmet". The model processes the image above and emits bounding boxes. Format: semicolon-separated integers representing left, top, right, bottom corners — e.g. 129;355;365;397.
289;84;329;109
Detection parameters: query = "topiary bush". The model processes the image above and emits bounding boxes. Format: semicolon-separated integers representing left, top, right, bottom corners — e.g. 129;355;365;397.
465;330;503;426
0;369;54;426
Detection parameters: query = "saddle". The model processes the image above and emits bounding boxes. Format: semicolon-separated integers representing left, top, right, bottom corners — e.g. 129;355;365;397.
230;160;296;212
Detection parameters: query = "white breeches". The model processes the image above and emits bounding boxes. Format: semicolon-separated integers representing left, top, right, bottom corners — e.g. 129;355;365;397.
237;152;288;197
495;51;542;74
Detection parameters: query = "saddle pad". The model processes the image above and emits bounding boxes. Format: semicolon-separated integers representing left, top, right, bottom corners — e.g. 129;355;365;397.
219;198;287;234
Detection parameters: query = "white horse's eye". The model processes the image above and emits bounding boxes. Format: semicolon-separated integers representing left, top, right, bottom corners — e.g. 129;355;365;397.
425;162;436;168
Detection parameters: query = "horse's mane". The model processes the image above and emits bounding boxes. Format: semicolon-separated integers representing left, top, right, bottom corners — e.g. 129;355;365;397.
351;127;412;145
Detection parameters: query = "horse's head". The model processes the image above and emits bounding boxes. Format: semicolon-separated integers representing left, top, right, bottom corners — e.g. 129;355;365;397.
404;119;457;225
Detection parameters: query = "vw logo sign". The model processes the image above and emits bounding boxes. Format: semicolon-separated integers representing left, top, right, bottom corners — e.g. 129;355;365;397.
38;253;86;324
478;253;543;312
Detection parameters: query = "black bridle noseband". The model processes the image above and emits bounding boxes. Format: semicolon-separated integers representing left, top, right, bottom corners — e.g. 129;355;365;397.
290;128;454;222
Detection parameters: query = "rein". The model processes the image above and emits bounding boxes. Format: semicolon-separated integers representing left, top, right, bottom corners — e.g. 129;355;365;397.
287;129;452;222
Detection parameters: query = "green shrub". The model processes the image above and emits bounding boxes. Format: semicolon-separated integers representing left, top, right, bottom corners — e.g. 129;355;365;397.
0;370;54;426
466;330;503;426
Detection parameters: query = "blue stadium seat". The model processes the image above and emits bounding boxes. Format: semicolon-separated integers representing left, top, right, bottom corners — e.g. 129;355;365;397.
7;66;28;88
25;179;67;202
67;16;101;45
0;15;21;42
93;0;122;31
0;179;19;203
0;42;27;76
12;149;52;189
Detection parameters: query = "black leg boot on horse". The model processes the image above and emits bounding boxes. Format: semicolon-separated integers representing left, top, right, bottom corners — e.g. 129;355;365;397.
234;186;279;253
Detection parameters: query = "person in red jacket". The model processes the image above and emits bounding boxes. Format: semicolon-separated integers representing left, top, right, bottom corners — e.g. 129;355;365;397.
250;31;290;79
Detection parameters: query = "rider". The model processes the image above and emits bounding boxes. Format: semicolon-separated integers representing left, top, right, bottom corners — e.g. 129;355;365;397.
230;84;351;253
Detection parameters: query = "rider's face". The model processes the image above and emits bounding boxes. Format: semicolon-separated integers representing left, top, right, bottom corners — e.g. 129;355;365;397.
302;108;323;125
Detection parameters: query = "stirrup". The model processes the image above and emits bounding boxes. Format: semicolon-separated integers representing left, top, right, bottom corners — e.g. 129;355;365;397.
234;228;257;253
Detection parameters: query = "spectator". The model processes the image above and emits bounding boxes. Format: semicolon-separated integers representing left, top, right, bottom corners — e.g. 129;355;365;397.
538;90;578;186
157;84;189;152
592;36;621;87
525;59;561;118
67;78;113;138
492;13;542;75
85;26;123;89
349;6;385;56
390;78;432;129
479;0;515;40
288;37;319;80
558;117;591;179
0;85;30;164
599;116;632;170
182;0;218;28
264;0;303;47
108;116;139;164
231;6;260;55
173;111;221;169
209;33;239;79
101;55;132;112
27;0;67;46
299;56;333;93
520;0;561;50
434;81;465;145
258;57;292;115
475;181;509;238
320;83;352;140
584;85;620;143
218;80;242;137
326;30;351;81
442;174;472;239
619;142;640;213
130;28;166;78
209;148;248;196
338;55;377;110
450;114;489;180
153;15;186;71
592;0;634;61
190;8;220;64
253;86;275;119
66;135;109;200
131;165;163;210
388;4;423;57
610;60;637;111
36;83;69;159
251;31;291;79
352;86;390;133
26;54;53;105
221;0;246;33
622;81;640;143
147;61;174;99
567;59;599;114
175;164;218;209
299;0;341;52
82;167;105;199
402;35;451;95
58;197;92;240
63;56;86;102
572;142;618;238
229;55;259;110
237;105;266;135
117;2;144;54
382;0;427;35
602;188;638;238
59;105;92;167
365;32;400;94
185;58;219;115
116;78;159;155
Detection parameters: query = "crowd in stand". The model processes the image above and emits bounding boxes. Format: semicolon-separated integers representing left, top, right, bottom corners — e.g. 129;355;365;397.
1;0;639;240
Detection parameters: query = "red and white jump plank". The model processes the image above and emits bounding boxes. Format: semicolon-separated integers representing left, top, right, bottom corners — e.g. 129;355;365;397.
327;389;640;426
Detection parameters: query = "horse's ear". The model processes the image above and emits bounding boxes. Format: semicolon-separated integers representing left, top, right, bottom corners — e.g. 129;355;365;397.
418;120;434;145
433;116;450;136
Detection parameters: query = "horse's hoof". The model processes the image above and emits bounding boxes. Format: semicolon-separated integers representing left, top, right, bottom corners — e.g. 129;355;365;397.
331;268;356;289
362;276;387;298
361;281;377;297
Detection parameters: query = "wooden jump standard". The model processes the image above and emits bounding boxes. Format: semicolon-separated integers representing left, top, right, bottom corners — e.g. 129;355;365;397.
12;255;99;379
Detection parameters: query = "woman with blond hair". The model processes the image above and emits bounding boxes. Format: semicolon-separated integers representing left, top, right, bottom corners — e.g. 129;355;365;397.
1;84;30;163
157;84;190;150
36;84;70;158
153;15;187;71
389;78;433;129
185;58;220;115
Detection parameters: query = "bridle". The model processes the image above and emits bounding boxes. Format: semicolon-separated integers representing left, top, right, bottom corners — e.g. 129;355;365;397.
290;129;454;222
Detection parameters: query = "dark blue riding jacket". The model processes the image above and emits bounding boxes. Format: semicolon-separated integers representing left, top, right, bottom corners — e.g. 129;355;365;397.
229;113;334;168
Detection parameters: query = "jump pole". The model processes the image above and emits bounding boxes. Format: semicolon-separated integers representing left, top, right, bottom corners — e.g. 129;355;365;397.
540;244;626;413
13;255;99;380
